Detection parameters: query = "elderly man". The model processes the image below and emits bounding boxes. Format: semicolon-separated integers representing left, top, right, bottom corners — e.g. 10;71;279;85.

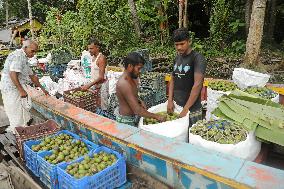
0;40;48;133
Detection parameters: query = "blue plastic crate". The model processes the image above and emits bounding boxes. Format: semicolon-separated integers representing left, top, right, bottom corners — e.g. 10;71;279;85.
47;64;67;78
23;130;81;177
37;131;99;189
23;140;42;177
57;146;126;189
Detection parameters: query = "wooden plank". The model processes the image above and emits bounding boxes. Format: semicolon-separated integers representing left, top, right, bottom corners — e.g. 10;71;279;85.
0;134;9;146
3;146;27;174
4;132;16;146
1;150;8;156
9;146;18;154
8;159;17;167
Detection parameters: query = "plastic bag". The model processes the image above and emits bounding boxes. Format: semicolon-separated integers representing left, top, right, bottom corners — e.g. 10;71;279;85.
232;68;270;89
188;125;261;161
138;101;189;142
107;71;123;95
206;88;231;120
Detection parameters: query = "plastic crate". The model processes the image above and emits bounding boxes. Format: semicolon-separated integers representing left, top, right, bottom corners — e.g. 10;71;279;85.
37;136;99;189
47;64;67;78
15;120;60;162
63;87;101;112
57;146;126;189
23;130;82;177
23;140;41;176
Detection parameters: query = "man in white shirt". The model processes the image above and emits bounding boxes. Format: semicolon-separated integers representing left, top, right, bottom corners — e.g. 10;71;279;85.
0;40;48;133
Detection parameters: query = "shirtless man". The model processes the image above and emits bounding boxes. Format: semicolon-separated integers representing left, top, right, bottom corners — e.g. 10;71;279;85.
116;52;166;126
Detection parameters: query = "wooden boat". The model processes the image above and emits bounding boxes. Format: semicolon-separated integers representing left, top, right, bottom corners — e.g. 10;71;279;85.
28;86;284;189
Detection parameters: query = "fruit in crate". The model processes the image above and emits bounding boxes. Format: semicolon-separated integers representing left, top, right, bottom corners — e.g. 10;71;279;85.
190;119;247;144
65;151;118;179
208;80;237;92
244;87;277;99
68;91;91;98
144;111;179;125
31;133;73;152
44;139;89;164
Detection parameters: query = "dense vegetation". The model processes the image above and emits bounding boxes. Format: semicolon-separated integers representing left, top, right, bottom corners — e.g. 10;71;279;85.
0;0;283;81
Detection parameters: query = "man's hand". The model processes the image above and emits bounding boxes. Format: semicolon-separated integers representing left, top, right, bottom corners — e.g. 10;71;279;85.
41;88;49;96
81;84;90;92
20;89;28;98
167;100;174;114
154;114;167;122
179;108;189;118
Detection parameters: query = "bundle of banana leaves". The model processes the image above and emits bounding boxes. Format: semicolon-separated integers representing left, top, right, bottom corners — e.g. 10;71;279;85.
212;89;284;146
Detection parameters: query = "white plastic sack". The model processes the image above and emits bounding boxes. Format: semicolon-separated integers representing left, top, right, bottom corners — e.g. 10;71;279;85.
28;56;38;66
38;53;52;64
107;71;123;95
232;68;270;89
138;101;189;142
206;88;231;120
67;60;81;68
189;126;261;160
39;76;58;96
272;94;279;103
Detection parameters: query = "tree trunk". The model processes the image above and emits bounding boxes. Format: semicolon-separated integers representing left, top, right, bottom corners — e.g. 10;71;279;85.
266;0;277;41
27;0;35;40
5;0;9;28
128;0;141;38
244;0;267;66
178;0;184;28
245;0;253;35
183;0;188;28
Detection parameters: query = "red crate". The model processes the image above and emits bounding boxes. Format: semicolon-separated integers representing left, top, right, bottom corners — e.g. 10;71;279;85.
15;120;60;162
63;87;101;112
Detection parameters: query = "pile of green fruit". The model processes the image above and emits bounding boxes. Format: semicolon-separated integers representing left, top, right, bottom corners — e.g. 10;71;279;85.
208;80;238;92
68;91;91;99
144;111;179;125
44;140;89;164
65;151;117;179
32;133;73;152
190;119;247;144
244;87;277;99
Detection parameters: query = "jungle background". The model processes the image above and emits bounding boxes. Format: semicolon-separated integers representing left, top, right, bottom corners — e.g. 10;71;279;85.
0;0;283;82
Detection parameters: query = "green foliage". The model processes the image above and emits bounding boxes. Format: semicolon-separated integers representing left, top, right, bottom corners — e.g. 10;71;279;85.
39;1;139;57
209;0;232;43
50;47;73;65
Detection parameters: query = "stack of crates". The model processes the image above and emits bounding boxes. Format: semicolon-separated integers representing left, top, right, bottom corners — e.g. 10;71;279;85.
140;72;167;107
135;49;152;73
47;64;67;79
138;88;155;108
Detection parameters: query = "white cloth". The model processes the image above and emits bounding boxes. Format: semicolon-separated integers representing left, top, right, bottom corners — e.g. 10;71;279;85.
0;49;33;93
90;53;104;81
1;85;31;133
0;49;33;133
89;53;109;110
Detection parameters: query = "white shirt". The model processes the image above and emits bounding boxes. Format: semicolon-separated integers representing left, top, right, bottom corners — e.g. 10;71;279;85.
0;49;33;92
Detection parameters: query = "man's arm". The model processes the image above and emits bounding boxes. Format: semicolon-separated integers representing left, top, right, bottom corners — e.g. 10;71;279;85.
120;82;165;121
10;71;27;98
167;74;175;113
82;56;106;90
29;75;49;95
